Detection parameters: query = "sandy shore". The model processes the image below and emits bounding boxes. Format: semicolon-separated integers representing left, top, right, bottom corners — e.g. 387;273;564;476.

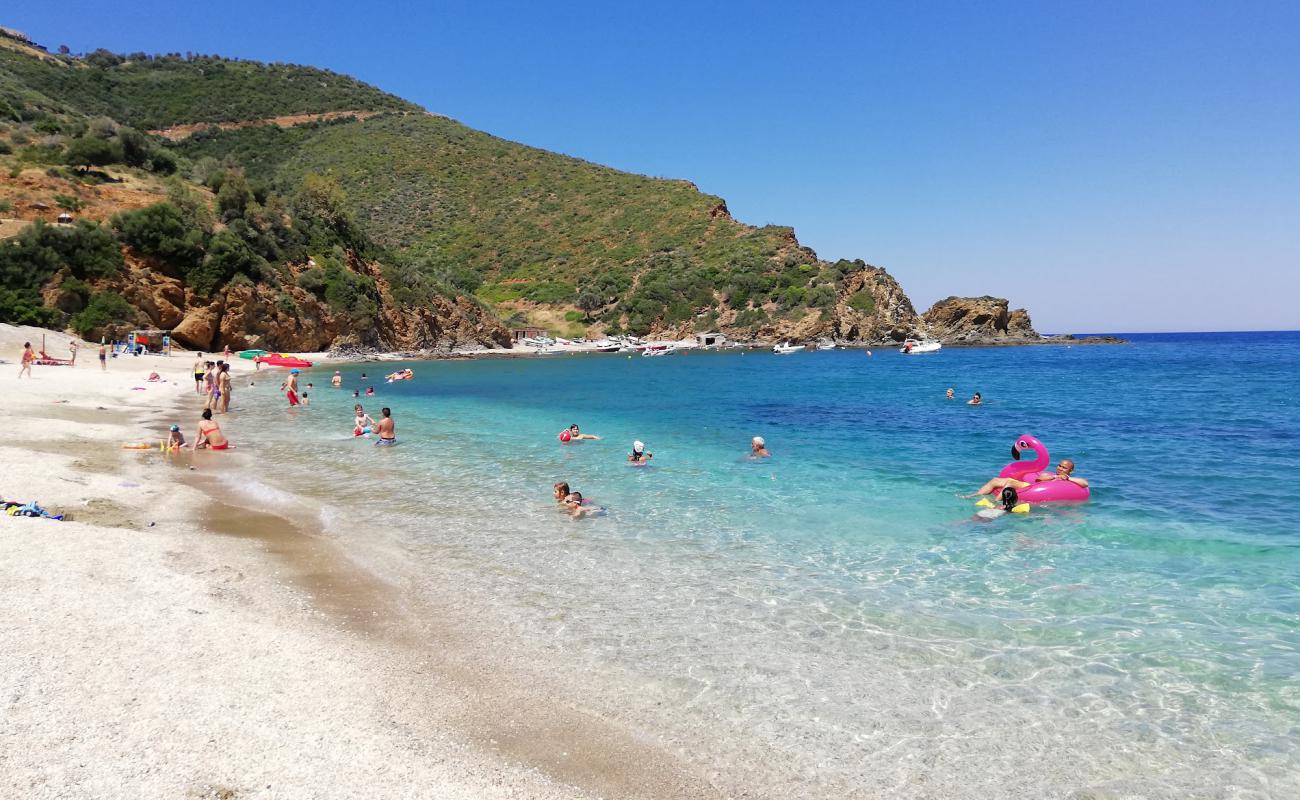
0;324;725;800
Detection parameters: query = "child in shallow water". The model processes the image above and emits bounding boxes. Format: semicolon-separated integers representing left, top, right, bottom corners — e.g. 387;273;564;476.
628;440;653;465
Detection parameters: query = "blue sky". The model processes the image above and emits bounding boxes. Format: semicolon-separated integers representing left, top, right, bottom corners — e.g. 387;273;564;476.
9;2;1298;331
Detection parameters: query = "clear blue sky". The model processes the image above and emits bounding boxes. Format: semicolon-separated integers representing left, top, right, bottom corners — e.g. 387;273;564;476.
10;2;1299;331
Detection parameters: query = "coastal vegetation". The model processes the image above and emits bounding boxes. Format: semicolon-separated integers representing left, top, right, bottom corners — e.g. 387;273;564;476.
0;30;921;344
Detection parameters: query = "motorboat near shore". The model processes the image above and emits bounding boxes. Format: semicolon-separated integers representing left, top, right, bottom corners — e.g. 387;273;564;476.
900;339;942;354
641;344;678;357
773;342;806;354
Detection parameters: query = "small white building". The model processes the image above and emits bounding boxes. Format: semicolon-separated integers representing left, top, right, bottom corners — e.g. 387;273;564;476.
695;331;726;348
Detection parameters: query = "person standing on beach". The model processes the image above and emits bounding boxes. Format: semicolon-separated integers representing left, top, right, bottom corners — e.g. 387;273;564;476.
374;407;396;446
98;343;107;371
218;363;233;413
281;368;301;407
193;354;206;395
18;342;34;378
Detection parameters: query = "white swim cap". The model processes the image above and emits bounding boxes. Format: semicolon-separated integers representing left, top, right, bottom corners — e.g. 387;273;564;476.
633;440;644;452
753;436;765;446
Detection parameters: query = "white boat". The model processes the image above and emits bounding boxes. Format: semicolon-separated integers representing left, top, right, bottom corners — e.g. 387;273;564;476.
773;342;805;354
900;339;942;354
816;340;837;351
641;345;677;357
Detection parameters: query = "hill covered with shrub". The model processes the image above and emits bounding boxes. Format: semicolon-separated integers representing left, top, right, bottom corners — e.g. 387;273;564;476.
0;27;926;346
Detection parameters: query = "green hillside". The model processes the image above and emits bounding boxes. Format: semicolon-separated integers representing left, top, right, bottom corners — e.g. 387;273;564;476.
1;29;912;342
175;113;874;335
0;44;417;128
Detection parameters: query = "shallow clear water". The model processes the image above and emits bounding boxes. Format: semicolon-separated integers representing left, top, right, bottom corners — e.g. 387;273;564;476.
221;333;1300;797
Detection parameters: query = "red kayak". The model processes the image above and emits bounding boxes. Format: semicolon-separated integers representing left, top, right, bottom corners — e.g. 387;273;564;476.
256;355;314;369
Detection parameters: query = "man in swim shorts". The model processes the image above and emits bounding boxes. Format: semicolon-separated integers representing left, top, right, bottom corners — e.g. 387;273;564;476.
99;343;107;371
282;368;301;406
374;407;396;446
966;459;1088;497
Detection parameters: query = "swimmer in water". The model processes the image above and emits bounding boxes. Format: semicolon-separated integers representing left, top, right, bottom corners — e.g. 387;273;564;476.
331;371;342;388
968;392;982;406
750;436;771;458
628;440;653;464
563;491;598;519
365;386;375;397
946;388;955;400
553;481;571;503
965;459;1088;498
975;487;1024;520
563;424;600;441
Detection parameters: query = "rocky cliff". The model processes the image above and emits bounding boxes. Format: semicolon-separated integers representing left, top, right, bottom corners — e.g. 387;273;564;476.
43;251;510;353
921;296;1039;343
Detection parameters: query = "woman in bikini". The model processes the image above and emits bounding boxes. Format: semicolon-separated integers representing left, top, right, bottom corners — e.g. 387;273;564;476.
194;409;230;450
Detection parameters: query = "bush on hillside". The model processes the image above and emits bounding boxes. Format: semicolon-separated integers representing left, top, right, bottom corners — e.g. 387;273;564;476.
64;136;123;170
113;202;206;273
69;291;132;337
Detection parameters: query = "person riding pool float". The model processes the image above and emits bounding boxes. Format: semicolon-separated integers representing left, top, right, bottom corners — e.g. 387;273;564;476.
558;424;600;443
628;440;653;465
386;368;414;383
966;434;1089;503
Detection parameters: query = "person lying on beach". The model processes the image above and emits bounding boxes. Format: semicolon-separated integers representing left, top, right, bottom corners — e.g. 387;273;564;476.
968;392;982;406
559;424;600;442
750;436;771;458
353;404;376;436
553;481;571;503
374;407;397;446
167;424;186;451
965;459;1088;498
193;409;230;450
628;441;653;465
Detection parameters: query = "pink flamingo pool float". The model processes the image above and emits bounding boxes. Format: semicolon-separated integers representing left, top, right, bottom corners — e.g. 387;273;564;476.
997;434;1090;503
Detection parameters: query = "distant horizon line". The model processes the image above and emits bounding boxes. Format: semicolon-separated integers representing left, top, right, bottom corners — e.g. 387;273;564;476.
1049;328;1300;336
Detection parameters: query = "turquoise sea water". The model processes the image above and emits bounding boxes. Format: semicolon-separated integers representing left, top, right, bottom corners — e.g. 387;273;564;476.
221;333;1300;797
